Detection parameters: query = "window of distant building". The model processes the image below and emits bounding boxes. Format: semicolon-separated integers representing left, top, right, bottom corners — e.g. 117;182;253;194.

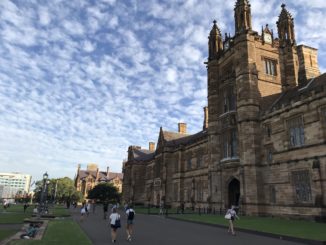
287;116;305;147
174;183;178;201
174;161;179;173
292;170;312;203
222;86;236;113
266;147;273;163
196;155;203;168
269;185;276;204
222;129;238;159
264;124;272;138
264;58;277;76
187;158;192;170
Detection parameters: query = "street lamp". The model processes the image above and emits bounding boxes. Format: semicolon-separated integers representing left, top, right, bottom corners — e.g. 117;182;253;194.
38;172;49;216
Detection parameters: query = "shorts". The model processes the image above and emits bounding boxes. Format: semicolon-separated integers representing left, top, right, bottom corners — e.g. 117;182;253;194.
111;224;118;230
127;219;134;225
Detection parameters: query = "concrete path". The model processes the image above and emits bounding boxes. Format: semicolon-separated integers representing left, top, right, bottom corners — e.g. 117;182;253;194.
70;207;303;245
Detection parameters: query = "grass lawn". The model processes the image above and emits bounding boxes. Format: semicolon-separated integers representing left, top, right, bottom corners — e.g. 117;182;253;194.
169;214;326;241
0;229;19;242
9;220;91;245
0;205;33;224
51;205;70;217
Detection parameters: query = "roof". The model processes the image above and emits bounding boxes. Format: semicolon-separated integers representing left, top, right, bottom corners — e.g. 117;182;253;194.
262;73;326;114
165;130;208;147
78;170;123;181
162;130;189;141
133;148;155;162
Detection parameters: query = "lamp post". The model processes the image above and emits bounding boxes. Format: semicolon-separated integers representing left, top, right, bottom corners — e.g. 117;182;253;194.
38;172;49;215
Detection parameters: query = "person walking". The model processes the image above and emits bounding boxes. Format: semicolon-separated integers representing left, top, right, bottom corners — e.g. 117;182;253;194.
225;206;240;235
80;202;86;222
109;207;121;243
86;201;91;216
125;205;135;241
103;201;109;219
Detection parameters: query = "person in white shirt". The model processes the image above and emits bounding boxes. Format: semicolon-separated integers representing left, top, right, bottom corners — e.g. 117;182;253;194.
109;207;121;243
126;206;136;241
226;205;240;235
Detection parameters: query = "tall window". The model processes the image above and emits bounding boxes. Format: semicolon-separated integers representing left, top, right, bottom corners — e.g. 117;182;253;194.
288;116;305;147
196;155;203;168
222;129;238;159
187;158;192;170
222;87;236;113
266;148;273;163
292;170;312;203
174;161;179;173
264;58;277;76
270;186;276;204
173;183;178;201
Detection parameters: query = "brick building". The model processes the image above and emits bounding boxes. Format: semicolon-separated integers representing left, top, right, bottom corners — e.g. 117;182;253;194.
75;163;123;198
122;1;326;219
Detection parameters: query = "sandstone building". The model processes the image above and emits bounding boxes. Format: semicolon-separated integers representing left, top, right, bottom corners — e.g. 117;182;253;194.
75;163;123;198
122;1;326;219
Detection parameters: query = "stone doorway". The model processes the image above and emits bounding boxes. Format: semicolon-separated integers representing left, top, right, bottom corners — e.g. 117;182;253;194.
228;178;240;207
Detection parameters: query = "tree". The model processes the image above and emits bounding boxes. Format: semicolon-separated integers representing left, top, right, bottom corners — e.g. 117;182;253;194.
33;177;82;203
87;183;120;203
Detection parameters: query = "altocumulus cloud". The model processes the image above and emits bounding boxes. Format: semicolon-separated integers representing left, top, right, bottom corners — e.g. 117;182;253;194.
0;0;325;181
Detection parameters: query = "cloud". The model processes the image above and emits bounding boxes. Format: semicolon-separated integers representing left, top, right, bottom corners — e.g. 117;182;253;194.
0;0;325;182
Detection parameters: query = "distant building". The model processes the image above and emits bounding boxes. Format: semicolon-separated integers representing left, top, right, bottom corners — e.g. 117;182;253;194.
74;163;123;198
0;172;32;199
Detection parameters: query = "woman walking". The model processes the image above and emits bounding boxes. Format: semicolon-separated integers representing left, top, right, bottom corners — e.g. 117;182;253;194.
109;207;121;243
225;206;240;235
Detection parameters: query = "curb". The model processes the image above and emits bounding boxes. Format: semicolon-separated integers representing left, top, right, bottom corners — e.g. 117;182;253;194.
166;216;326;245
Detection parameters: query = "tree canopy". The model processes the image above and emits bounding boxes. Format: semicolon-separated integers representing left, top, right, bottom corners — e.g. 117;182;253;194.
33;177;82;203
87;183;120;202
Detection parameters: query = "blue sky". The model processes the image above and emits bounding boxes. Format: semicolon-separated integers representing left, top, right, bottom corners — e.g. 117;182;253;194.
0;0;325;183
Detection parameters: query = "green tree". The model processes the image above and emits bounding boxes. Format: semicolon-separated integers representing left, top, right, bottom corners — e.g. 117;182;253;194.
87;183;120;203
33;177;82;203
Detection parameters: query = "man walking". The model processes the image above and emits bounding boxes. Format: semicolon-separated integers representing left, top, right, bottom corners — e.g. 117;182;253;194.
126;205;135;241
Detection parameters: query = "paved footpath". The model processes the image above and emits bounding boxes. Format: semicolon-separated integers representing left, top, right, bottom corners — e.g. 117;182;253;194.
70;207;303;245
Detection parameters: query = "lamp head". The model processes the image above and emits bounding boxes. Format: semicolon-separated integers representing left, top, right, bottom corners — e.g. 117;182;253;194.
43;172;48;180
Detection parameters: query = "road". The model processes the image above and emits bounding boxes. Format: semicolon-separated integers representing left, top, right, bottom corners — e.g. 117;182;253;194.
70;207;303;245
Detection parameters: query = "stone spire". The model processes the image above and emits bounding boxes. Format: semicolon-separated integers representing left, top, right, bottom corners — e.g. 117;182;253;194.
234;0;252;34
277;4;295;47
208;20;223;60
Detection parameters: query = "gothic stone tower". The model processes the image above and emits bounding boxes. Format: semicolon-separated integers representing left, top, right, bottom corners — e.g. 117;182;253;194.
206;1;315;215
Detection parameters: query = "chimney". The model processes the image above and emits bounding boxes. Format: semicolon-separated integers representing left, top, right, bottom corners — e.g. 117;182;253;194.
107;167;110;177
77;164;81;172
297;45;320;86
178;123;187;134
203;106;208;130
149;142;155;151
96;168;99;181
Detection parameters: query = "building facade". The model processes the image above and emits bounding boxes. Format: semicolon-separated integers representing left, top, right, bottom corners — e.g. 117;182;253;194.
0;172;32;199
122;1;326;219
74;163;123;198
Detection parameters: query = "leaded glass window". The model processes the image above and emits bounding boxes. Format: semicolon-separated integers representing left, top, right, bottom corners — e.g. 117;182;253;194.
292;170;312;203
173;183;178;201
196;156;203;168
222;129;238;159
270;185;276;204
222;87;236;113
288;116;305;147
187;158;192;170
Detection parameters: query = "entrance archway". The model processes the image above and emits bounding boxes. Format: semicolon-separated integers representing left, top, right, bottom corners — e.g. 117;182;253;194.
228;178;240;207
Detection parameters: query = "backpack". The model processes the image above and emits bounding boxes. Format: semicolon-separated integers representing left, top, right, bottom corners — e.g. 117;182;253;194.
128;210;135;220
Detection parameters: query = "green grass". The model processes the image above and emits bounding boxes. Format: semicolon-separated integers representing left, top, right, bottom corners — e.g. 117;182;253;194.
9;220;91;245
169;214;326;241
0;204;34;224
51;205;70;217
0;229;19;242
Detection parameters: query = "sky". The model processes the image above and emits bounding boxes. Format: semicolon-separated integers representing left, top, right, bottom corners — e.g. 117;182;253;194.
0;0;325;183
